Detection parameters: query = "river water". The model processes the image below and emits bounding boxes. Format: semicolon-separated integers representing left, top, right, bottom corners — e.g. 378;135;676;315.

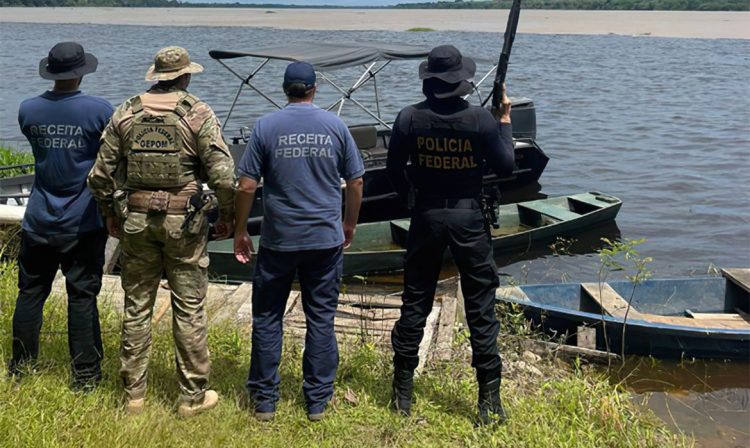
0;23;748;446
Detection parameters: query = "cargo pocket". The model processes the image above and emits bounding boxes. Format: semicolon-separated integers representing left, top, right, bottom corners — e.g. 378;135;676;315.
122;213;148;253
123;213;148;235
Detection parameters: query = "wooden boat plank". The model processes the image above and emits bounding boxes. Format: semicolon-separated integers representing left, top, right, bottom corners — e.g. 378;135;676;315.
338;293;404;308
685;310;745;321
582;282;749;330
722;268;750;294
643;315;750;330
416;304;441;375
209;282;252;324
433;295;457;362
581;283;645;320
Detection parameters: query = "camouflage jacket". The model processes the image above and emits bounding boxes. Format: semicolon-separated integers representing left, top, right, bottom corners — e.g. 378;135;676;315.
87;85;235;221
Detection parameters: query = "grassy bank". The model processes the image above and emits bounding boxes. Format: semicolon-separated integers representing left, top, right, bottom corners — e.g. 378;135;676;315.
0;146;33;179
0;260;691;448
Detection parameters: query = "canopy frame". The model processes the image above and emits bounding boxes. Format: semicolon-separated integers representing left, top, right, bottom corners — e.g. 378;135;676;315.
209;43;497;137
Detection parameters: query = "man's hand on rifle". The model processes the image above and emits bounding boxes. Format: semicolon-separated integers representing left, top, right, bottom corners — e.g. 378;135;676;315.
492;82;512;124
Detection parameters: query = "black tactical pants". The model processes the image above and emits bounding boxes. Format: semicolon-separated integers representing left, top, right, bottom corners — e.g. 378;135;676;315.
391;201;502;382
9;230;106;383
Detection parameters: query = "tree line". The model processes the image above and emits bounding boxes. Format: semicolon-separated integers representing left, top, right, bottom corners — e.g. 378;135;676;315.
395;0;749;11
1;0;747;10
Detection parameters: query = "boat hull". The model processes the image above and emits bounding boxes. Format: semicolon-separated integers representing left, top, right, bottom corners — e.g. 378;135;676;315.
496;277;750;360
208;191;621;279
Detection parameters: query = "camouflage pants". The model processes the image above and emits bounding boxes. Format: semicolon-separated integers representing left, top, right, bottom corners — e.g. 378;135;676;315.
120;211;210;404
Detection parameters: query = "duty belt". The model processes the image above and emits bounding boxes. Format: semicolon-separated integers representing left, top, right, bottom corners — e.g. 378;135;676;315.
127;191;190;214
416;197;480;209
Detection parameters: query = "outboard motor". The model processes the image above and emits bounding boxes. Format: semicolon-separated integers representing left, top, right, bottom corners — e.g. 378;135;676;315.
509;97;536;140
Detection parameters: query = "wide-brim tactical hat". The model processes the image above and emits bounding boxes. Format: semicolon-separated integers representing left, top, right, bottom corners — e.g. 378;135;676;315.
145;46;204;81
419;45;476;83
419;45;476;99
39;42;98;80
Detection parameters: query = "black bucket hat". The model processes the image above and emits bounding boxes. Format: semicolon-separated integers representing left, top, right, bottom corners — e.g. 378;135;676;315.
38;42;98;80
419;45;476;98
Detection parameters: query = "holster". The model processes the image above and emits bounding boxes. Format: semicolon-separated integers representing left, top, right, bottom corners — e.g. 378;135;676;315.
112;190;129;220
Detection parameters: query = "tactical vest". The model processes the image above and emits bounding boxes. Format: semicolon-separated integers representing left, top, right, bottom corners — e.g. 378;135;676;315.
124;93;202;191
408;104;486;199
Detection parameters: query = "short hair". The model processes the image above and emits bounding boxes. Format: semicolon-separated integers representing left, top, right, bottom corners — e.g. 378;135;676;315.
284;82;314;99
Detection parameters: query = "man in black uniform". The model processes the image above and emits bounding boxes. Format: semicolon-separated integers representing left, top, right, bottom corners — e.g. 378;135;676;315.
386;45;515;425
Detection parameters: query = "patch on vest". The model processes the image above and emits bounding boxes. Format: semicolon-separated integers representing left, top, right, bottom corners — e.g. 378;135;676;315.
416;136;477;170
131;123;178;152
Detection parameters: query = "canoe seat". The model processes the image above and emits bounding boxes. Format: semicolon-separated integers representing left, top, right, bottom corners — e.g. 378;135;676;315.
580;283;645;319
582;283;750;330
349;125;378;150
518;202;581;223
721;268;750;294
684;310;746;321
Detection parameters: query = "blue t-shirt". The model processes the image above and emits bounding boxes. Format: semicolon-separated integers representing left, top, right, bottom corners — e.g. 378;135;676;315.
238;103;365;251
18;90;114;235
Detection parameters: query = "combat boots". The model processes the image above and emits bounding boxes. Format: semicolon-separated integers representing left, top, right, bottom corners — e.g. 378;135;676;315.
391;366;414;416
177;390;219;418
477;378;507;426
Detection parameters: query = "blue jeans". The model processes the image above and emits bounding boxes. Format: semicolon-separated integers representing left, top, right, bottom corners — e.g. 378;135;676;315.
246;245;342;414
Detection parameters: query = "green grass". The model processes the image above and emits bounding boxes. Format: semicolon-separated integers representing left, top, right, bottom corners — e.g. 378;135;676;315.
0;260;691;447
406;27;436;32
0;146;34;179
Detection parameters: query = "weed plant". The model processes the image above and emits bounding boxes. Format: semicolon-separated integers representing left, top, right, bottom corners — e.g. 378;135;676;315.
0;260;690;448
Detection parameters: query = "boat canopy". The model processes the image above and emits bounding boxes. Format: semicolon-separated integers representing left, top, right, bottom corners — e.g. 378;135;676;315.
209;41;496;132
208;42;431;70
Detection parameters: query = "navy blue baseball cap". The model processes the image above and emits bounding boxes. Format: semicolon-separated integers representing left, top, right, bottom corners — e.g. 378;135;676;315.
283;61;316;88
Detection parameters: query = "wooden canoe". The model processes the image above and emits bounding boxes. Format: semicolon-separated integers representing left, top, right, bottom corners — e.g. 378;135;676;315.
495;269;750;360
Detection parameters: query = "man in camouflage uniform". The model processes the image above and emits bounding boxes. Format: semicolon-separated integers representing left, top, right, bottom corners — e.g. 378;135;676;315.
87;47;235;417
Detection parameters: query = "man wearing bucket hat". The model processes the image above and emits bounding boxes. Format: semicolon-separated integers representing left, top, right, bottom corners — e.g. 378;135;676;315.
9;42;113;391
386;45;515;425
87;46;235;417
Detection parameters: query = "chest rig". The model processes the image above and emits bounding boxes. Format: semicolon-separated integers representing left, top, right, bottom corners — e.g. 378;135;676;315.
124;93;200;190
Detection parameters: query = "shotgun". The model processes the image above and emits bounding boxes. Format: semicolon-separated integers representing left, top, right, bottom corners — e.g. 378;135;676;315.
482;0;522;109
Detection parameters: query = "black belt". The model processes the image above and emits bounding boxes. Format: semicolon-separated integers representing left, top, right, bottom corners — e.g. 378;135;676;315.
416;198;480;209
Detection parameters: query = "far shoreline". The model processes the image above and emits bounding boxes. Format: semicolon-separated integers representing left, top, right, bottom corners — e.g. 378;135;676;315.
1;8;748;39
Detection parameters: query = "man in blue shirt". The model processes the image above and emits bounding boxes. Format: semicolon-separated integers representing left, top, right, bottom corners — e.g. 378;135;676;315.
234;61;364;421
9;42;114;390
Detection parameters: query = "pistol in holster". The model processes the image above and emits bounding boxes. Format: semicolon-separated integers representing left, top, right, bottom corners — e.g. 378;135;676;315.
112;190;129;220
481;187;501;231
181;193;217;234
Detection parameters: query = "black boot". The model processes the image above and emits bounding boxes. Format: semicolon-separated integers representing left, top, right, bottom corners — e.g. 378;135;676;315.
391;367;414;416
477;378;507;426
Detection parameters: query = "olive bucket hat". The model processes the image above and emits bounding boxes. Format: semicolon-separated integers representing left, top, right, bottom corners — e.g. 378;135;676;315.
419;45;476;99
145;46;204;81
39;42;98;80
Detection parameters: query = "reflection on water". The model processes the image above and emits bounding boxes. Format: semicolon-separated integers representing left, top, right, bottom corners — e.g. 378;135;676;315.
610;358;750;448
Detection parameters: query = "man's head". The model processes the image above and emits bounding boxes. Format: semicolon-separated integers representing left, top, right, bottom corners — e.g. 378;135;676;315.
283;61;316;102
39;42;98;91
145;46;203;89
419;45;476;99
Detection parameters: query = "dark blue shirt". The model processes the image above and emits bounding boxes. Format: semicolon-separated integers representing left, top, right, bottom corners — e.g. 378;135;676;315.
18;90;114;235
238;103;365;251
